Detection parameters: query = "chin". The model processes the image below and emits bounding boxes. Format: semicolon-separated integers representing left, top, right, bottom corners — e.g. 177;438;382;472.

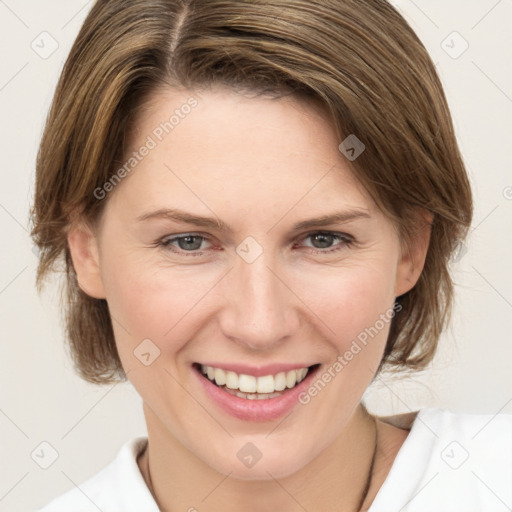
204;442;315;481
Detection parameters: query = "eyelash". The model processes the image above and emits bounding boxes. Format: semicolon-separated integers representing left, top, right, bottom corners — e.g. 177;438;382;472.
156;231;355;257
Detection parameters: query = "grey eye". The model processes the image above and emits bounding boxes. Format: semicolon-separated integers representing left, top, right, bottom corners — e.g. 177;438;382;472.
309;233;337;249
176;235;205;251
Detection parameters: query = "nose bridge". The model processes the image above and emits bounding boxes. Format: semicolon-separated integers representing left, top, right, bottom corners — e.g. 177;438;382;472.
218;247;296;349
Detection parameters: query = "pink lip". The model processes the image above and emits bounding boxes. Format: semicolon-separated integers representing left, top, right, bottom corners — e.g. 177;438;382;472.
193;364;320;422
197;362;313;377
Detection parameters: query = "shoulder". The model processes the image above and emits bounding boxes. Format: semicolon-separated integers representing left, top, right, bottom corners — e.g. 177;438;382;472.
369;407;512;512
38;437;158;512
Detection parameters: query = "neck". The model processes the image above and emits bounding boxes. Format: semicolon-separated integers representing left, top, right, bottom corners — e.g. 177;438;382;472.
138;403;379;512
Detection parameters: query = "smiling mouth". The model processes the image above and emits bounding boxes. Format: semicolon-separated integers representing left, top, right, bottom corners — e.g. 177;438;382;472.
193;363;320;400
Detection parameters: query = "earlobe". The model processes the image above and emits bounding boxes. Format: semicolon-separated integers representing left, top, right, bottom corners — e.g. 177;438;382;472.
394;214;432;297
67;222;106;299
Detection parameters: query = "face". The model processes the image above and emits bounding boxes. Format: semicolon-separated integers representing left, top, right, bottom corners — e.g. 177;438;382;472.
70;87;424;480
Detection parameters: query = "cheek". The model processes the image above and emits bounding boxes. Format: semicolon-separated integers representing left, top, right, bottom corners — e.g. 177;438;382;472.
300;260;397;348
100;258;216;419
99;252;217;365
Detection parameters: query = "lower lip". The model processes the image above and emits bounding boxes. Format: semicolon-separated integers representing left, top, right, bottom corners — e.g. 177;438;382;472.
194;364;320;422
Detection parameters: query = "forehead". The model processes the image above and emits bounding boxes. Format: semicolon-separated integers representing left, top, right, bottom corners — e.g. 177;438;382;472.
107;86;376;222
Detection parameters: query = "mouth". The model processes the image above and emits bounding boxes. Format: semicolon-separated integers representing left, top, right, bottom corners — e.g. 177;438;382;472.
193;362;320;400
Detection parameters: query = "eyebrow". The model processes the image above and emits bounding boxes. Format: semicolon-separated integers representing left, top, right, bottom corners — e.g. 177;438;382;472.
135;208;371;233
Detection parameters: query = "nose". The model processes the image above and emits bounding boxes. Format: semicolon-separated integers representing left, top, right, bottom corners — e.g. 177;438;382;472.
217;248;299;351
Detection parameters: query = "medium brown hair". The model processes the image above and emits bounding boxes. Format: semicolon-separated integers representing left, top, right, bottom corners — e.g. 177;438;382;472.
31;0;472;384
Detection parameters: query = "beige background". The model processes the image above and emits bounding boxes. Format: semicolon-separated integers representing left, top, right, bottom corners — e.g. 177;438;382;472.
0;0;511;510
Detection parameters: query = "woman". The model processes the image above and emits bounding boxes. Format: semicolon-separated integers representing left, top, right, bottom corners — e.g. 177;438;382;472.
31;0;511;510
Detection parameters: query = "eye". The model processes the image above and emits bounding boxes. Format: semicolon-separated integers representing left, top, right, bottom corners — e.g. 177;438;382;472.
159;234;212;253
299;231;354;253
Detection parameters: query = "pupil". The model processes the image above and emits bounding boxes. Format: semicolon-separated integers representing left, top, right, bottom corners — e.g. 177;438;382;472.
179;236;202;250
312;233;333;249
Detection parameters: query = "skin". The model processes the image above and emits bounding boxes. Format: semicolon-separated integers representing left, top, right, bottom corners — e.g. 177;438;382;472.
68;87;429;511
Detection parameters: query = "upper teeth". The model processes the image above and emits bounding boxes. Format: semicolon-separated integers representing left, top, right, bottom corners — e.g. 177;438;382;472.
201;365;309;394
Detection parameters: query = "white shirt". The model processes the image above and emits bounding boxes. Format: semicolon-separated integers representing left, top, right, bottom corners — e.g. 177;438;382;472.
38;408;512;512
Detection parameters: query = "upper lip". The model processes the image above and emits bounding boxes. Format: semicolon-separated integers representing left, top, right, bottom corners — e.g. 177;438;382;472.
195;362;317;377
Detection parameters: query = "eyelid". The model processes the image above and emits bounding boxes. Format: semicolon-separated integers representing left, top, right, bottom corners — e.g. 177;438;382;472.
295;231;355;251
298;230;353;241
159;232;213;247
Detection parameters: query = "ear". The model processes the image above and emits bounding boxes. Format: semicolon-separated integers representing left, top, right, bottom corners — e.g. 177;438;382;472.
395;212;432;297
67;221;106;299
